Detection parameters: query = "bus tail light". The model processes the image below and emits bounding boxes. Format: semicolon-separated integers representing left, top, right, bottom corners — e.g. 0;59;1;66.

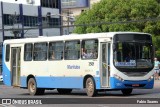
114;74;124;81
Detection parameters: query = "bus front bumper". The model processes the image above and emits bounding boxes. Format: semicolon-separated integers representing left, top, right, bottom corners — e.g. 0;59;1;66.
110;77;154;89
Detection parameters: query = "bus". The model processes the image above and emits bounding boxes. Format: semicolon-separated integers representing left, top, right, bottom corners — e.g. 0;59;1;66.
2;32;154;97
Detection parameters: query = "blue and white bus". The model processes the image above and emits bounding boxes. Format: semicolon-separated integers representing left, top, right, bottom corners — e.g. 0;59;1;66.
2;32;154;97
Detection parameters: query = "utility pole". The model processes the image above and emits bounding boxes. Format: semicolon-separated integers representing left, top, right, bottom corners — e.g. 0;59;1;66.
67;10;70;35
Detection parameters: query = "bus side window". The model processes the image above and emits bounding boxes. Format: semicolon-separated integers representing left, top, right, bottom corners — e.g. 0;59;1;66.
33;42;48;61
81;39;98;59
24;43;33;61
65;40;80;60
49;41;64;60
5;44;10;62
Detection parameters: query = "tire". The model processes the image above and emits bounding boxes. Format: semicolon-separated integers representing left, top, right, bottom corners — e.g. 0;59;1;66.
121;89;133;96
57;89;72;94
28;78;45;95
85;77;97;97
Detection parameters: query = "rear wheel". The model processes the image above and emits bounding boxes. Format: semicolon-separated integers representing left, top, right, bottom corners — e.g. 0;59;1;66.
85;77;97;97
57;89;72;94
28;78;45;95
121;89;133;96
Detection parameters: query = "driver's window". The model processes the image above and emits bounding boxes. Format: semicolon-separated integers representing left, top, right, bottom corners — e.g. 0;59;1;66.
142;45;150;59
114;43;123;62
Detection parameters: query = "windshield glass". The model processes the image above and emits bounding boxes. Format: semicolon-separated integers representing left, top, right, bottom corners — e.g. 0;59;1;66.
113;42;153;69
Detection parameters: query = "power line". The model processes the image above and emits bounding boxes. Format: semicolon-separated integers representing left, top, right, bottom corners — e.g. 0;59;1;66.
0;17;160;31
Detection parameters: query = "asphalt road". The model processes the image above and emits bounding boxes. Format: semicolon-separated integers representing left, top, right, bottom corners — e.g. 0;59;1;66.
0;80;160;98
0;80;160;107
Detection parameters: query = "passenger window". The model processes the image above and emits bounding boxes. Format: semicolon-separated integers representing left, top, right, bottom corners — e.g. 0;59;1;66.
65;40;80;60
49;41;64;60
5;44;10;62
33;42;48;61
81;39;98;59
24;43;33;61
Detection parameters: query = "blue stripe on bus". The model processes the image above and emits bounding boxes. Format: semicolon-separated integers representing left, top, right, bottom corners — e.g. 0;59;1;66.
21;76;84;89
2;62;11;86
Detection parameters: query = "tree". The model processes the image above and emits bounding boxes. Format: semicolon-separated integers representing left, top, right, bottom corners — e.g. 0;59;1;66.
73;0;160;57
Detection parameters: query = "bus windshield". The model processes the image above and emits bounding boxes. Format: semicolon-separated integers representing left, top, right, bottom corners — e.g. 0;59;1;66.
113;34;154;69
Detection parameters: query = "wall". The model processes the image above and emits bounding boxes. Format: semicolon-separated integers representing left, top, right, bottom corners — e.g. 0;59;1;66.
0;2;61;42
61;0;89;9
0;0;40;5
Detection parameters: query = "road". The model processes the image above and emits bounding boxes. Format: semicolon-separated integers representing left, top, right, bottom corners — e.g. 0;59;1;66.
0;80;160;107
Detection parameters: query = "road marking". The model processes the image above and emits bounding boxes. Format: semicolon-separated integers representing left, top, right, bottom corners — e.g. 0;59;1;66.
0;104;16;107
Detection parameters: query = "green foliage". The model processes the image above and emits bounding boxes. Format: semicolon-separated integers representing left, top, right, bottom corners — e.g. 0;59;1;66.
73;0;160;57
153;36;160;58
156;50;160;58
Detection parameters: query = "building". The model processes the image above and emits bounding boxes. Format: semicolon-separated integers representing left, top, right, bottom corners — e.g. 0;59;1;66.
0;0;61;42
0;0;61;74
61;0;101;35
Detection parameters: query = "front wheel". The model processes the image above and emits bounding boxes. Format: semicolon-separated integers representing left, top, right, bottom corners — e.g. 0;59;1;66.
85;77;97;97
28;78;45;95
121;89;133;96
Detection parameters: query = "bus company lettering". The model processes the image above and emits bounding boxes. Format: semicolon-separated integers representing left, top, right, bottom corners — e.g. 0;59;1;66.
11;99;42;105
67;65;80;69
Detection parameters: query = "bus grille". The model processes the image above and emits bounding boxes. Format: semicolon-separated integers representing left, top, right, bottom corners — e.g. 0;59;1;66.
122;72;148;77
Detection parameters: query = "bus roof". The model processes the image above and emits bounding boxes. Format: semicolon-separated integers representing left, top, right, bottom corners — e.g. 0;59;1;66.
3;32;151;44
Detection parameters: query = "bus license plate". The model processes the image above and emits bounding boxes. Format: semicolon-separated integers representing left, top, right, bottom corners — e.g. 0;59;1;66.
132;84;139;87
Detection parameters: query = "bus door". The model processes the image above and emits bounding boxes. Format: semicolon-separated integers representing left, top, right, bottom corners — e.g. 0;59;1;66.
100;43;110;88
11;47;21;86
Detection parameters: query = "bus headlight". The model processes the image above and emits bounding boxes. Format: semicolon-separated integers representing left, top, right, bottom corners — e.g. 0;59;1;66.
148;75;154;82
114;74;124;81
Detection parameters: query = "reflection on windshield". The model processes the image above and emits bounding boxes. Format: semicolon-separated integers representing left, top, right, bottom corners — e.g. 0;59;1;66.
114;42;153;68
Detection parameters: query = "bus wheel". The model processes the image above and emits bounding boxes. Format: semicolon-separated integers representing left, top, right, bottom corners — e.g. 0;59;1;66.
57;89;72;94
85;77;97;97
121;89;133;96
28;78;45;95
